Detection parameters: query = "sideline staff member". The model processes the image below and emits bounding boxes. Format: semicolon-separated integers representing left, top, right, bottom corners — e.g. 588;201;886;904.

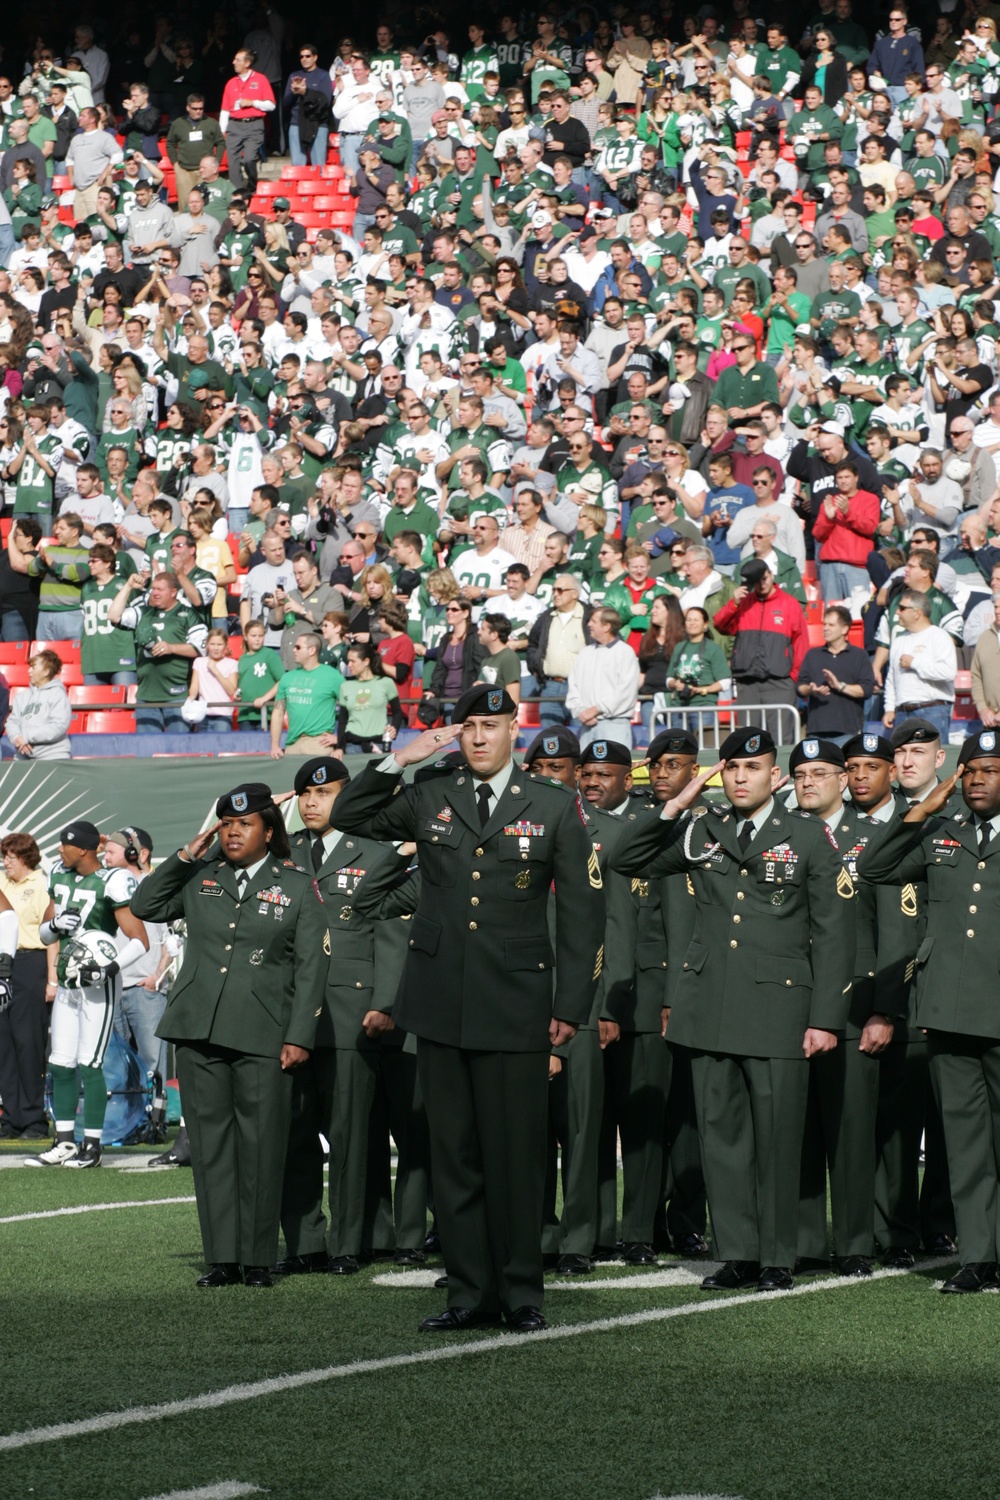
132;783;327;1289
331;685;605;1333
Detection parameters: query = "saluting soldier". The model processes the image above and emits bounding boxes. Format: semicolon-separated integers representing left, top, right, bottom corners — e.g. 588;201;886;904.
644;730;708;1256
859;730;1000;1293
791;737;896;1276
330;685;605;1333
274;756;428;1277
131;784;328;1289
610;726;855;1292
578;740;668;1267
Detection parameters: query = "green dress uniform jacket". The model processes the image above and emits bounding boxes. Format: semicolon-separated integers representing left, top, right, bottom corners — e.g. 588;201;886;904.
279;829;428;1260
331;758;605;1316
611;797;855;1268
132;849;328;1268
860;806;1000;1261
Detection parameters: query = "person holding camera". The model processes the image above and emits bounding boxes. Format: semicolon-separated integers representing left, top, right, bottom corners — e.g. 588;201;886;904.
241;529;293;650
663;605;730;731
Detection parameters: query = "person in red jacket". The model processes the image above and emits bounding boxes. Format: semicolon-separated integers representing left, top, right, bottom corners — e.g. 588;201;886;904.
812;460;880;604
221;48;276;194
714;556;808;741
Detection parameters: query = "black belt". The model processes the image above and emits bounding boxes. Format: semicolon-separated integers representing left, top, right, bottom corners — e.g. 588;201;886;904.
546;676;567;683
898;702;949;712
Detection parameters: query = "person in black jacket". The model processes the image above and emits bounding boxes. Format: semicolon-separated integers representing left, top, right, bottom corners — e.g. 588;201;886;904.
526;581;594;726
795;32;850;108
425;598;487;721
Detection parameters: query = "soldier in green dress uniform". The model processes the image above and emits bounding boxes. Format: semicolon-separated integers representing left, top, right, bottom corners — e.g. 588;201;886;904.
859;730;1000;1293
330;685;605;1333
610;726;856;1292
791;737;897;1276
273;756;428;1277
131;783;328;1289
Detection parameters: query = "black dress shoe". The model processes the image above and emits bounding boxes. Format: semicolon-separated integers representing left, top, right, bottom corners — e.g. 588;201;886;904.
393;1247;426;1266
507;1305;547;1333
758;1266;795;1291
329;1255;361;1275
701;1260;759;1290
592;1244;617;1261
794;1256;830;1275
19;1124;49;1141
423;1228;441;1253
434;1273;449;1289
243;1265;273;1288
556;1253;592;1275
0;1120;21;1139
926;1233;958;1256
941;1262;1000;1294
196;1263;242;1288
837;1255;873;1278
622;1242;657;1266
881;1247;915;1269
271;1251;329;1275
419;1307;502;1333
673;1233;709;1257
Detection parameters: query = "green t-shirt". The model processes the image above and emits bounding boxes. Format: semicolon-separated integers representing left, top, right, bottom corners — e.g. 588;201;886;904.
236;644;283;725
81;577;137;675
478;646;520;690
337;676;399;739
277;663;344;743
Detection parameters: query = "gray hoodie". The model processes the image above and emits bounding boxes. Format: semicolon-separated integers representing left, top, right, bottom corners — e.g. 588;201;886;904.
6;680;72;760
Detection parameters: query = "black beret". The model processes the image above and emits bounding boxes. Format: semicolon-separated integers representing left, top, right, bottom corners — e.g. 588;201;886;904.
215;783;274;817
890;716;940;748
452;685;517;721
579;738;633;767
59;821;101;851
843;732;894;763
719;726;776;760
647;729;699;762
958;728;1000;766
294;757;350;794
524;726;582;764
788;737;846;772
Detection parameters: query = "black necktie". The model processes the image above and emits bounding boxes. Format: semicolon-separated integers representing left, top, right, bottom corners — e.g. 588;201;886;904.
738;821;753;853
980;822;992;857
236;871;248;902
311;835;325;873
477;783;492;828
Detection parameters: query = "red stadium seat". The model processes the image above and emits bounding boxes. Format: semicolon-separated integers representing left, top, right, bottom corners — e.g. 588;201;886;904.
0;642;30;665
295;212;328;228
320;164;345;179
4;667;30;688
297;179;328;195
255;181;282;196
83;711;136;734
280;164;313;180
30;640;80;664
69;685;127;707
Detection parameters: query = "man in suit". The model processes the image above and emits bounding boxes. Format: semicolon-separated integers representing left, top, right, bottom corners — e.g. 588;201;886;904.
330;684;605;1332
131;783;328;1288
273;757;428;1278
610;726;855;1291
859;730;1000;1293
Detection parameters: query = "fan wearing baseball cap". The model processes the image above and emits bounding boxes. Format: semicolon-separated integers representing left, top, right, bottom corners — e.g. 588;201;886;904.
330;682;604;1333
610;724;855;1292
860;730;1000;1293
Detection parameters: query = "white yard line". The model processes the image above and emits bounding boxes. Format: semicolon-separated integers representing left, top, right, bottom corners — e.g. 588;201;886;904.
141;1485;262;1500
373;1264;714;1291
0;1259;950;1454
0;1197;195;1225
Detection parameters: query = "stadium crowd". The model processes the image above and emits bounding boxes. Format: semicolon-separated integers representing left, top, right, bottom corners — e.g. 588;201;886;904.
8;3;1000;1320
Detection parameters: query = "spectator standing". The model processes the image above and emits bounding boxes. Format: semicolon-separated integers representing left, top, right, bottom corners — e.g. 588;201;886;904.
883;590;957;740
797;606;876;742
811;461;879;602
166;95;225;211
26;512;90;641
65;107;122;220
220;49;275;195
713;557;808;738
566;605;641;749
109;571;209;734
972;595;1000;728
80;543;137;685
188;626;239;731
0;832;50;1140
5;649;71;760
335;641;404;751
526;573;591;727
270;631;344;757
284;43;333;167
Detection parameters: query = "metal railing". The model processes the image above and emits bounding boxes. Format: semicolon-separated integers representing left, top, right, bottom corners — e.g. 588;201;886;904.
650;700;801;749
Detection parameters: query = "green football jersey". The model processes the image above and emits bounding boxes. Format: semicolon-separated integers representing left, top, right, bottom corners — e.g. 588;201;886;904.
14;433;62;517
80;577;137;675
49;863;136;985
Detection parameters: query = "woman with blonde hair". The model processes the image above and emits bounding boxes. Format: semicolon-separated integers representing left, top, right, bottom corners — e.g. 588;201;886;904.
189;507;236;617
349;564;394;644
103;361;147;432
662;438;708;521
254;222;292;289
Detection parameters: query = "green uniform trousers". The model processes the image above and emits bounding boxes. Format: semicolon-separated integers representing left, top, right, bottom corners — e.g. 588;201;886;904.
798;1043;879;1260
418;1038;549;1315
875;1034;954;1252
176;1041;292;1267
557;1027;605;1255
928;1030;1000;1263
664;1042;707;1242
354;1051;429;1257
691;1050;810;1269
603;1032;669;1244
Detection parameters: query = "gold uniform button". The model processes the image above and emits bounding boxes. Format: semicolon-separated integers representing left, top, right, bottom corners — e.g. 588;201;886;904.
973;883;982;892
740;868;747;877
538;963;544;970
970;905;978;914
409;939;414;946
469;921;478;931
733;914;741;923
472;871;481;881
471;896;480;906
736;891;744;901
683;961;689;969
475;848;484;857
355;981;362;988
979;861;987;870
228;923;236;930
224;944;232;951
785;979;792;987
431;835;439;843
729;939;738;949
220;966;227;973
967;929;975;938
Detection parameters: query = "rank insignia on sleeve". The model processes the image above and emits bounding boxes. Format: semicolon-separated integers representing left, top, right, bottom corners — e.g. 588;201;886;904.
323;931;332;955
588;847;602;889
593;944;604;980
900;883;918;918
836;867;855;899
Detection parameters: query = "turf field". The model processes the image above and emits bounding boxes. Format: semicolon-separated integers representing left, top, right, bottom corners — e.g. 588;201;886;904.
0;1145;993;1500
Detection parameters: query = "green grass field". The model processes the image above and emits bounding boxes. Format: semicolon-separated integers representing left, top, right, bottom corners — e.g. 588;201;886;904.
0;1145;994;1500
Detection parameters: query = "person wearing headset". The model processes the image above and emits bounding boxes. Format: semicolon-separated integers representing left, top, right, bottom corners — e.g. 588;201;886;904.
104;827;177;1145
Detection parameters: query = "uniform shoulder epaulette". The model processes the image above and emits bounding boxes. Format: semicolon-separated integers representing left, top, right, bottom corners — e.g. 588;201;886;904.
527;772;574;792
283;859;307;872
